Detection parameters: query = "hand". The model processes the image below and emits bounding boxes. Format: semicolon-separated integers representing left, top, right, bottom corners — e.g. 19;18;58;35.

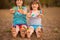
37;14;42;18
27;13;31;18
18;9;24;14
10;9;15;14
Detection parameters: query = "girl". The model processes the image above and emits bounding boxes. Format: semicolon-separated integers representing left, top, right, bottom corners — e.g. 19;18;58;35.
10;0;27;38
27;1;43;38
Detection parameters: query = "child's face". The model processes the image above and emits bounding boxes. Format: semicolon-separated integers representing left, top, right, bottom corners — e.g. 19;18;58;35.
32;3;39;10
16;0;23;6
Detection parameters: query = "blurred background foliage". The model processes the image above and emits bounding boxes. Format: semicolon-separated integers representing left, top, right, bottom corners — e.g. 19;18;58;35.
0;0;60;9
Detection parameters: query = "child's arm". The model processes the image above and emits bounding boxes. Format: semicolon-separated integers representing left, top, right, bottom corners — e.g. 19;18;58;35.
23;10;27;15
37;14;42;18
27;13;31;18
23;7;28;15
40;9;44;17
26;13;31;24
10;9;15;14
37;9;44;18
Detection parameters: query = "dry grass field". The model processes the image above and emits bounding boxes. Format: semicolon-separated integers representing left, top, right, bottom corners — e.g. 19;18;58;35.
0;7;60;40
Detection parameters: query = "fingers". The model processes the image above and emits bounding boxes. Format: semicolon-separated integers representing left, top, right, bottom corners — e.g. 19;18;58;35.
10;9;15;13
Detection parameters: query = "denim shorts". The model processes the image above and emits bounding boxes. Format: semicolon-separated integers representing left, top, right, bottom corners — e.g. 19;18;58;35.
30;25;42;30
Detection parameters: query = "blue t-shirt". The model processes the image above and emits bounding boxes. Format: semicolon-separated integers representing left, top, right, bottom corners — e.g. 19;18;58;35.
12;6;27;26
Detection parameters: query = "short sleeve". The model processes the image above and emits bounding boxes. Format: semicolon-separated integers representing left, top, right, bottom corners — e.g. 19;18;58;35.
23;6;27;12
40;10;42;14
12;6;18;11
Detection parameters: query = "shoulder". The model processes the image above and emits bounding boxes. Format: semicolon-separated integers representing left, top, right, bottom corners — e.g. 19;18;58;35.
22;6;27;9
39;9;44;14
38;10;42;14
12;6;18;10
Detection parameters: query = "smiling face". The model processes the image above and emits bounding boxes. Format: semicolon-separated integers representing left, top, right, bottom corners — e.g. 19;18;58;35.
30;1;41;10
16;0;23;6
32;3;39;10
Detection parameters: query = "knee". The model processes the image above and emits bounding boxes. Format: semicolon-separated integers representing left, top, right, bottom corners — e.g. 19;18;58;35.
27;27;34;35
36;27;43;33
11;27;16;31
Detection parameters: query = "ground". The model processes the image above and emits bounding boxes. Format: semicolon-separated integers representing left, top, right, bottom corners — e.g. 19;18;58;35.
0;7;60;40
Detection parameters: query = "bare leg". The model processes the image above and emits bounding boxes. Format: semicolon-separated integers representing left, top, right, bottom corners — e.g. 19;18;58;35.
27;26;34;38
20;25;27;38
11;25;19;38
36;27;43;38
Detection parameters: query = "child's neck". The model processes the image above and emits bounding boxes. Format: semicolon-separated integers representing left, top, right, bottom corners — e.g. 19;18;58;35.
19;6;22;8
33;9;38;12
17;6;22;9
17;5;22;7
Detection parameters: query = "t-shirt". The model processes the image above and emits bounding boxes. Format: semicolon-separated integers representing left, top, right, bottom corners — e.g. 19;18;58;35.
29;10;42;25
12;6;27;26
